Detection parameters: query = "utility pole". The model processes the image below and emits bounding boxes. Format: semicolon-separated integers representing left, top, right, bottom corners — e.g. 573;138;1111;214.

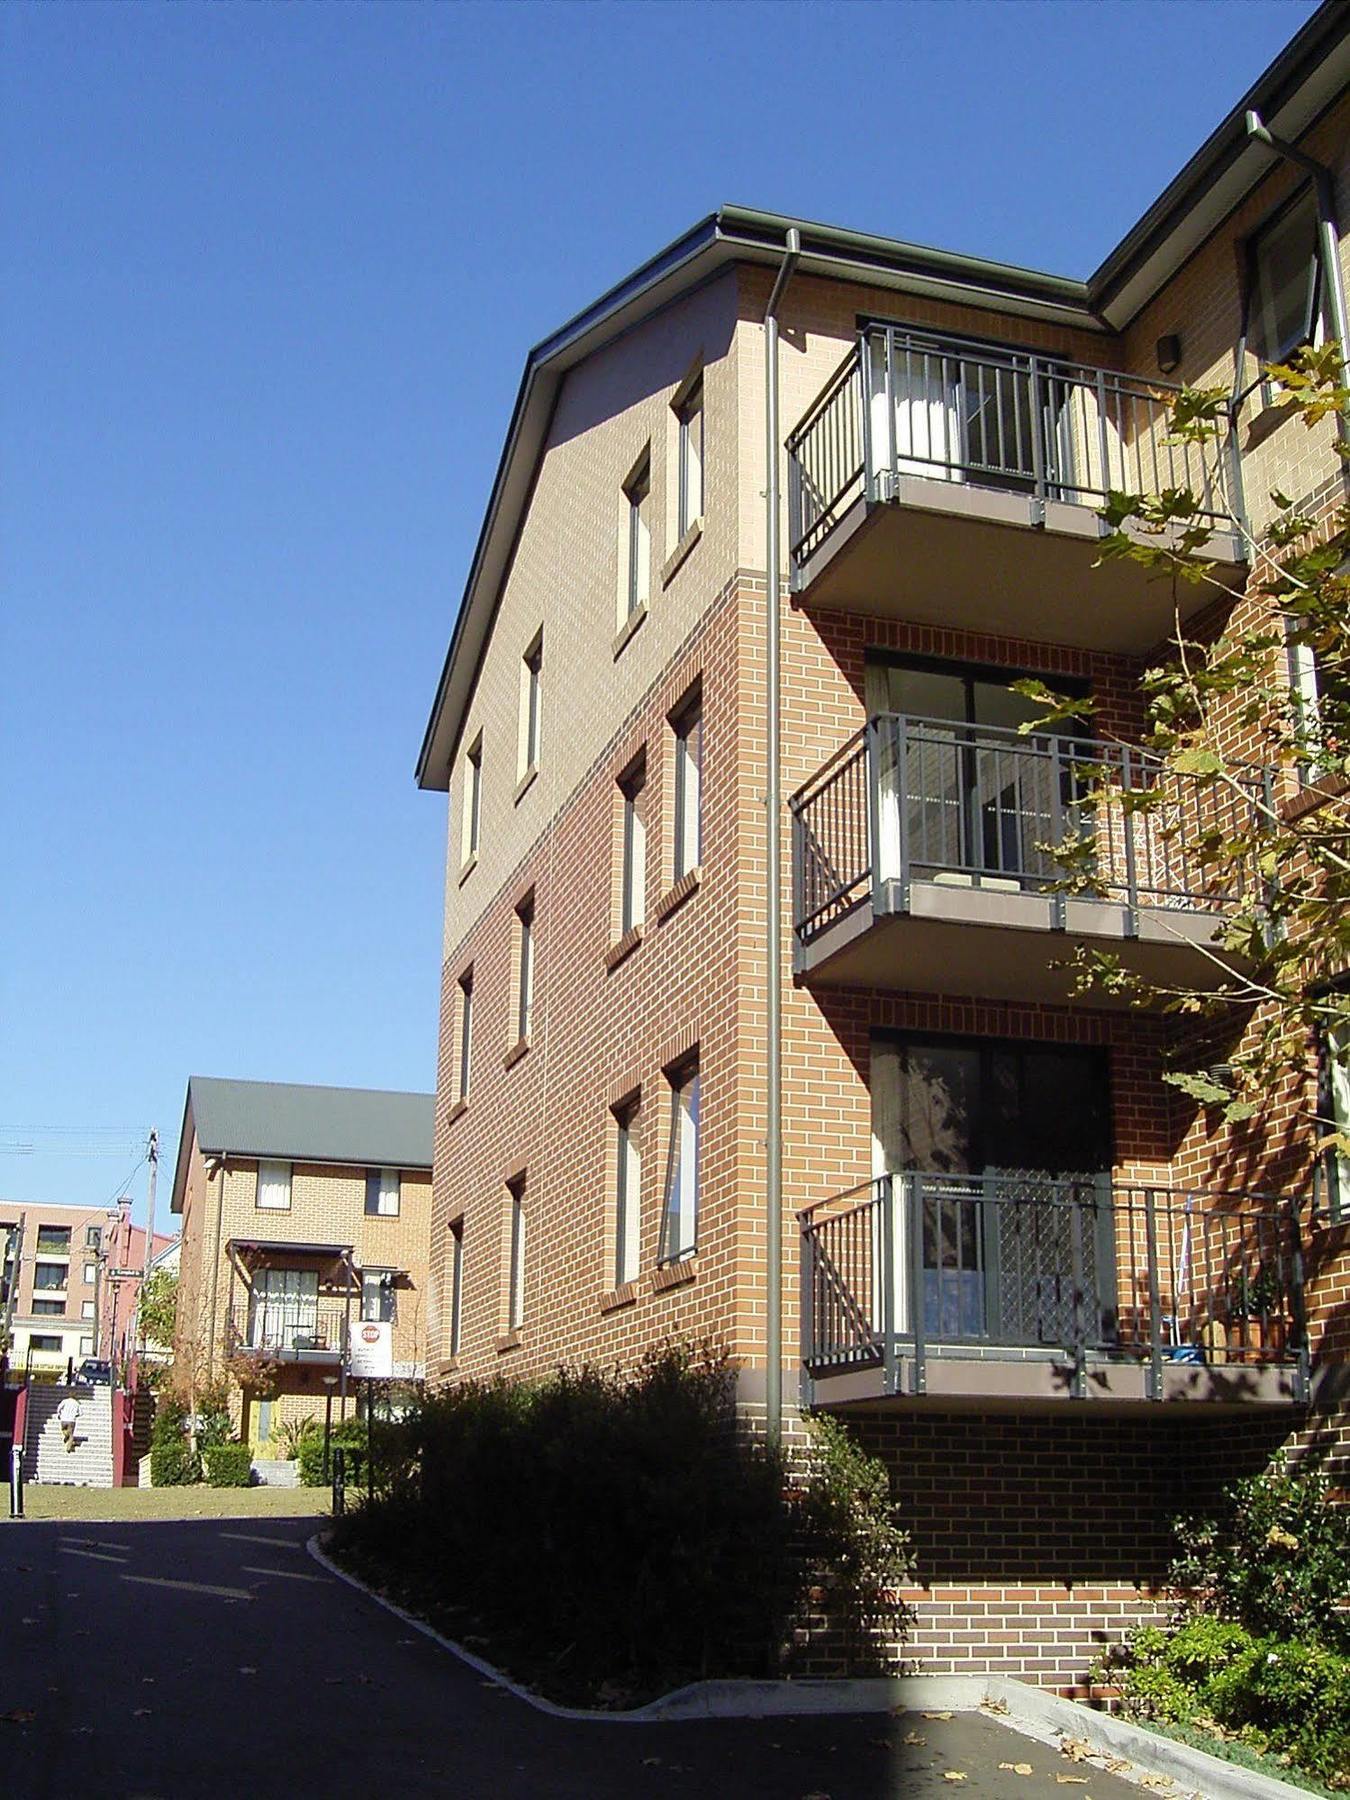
141;1129;159;1288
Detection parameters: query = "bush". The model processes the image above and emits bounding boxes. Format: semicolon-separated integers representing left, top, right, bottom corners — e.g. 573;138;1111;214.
1170;1459;1350;1651
149;1394;199;1487
329;1344;912;1703
203;1441;254;1487
297;1415;368;1487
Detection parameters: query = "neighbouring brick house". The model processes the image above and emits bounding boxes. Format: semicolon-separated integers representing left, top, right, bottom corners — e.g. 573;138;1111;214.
0;1199;136;1377
170;1077;434;1452
417;6;1350;1687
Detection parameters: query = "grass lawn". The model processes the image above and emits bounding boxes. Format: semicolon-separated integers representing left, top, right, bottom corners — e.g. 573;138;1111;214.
11;1483;333;1523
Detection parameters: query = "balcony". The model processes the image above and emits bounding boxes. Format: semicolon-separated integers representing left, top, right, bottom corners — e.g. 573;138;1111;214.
225;1299;349;1365
791;714;1269;1002
800;1173;1307;1410
786;325;1247;650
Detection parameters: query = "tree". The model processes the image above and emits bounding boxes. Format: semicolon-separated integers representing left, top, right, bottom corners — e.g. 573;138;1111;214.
1018;344;1350;1160
137;1267;178;1349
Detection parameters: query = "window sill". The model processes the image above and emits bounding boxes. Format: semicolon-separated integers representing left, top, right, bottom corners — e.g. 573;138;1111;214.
458;853;479;888
661;517;702;587
495;1330;522;1354
1281;769;1349;825
599;1282;638;1315
514;765;539;806
612;601;648;660
655;865;702;923
652;1256;698;1294
503;1036;531;1071
446;1097;469;1127
436;1355;460;1378
605;923;644;971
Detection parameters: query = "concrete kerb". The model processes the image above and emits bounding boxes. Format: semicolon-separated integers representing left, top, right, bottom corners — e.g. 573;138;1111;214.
305;1532;1313;1792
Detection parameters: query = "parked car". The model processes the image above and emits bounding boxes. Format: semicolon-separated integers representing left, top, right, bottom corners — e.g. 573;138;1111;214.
77;1358;112;1386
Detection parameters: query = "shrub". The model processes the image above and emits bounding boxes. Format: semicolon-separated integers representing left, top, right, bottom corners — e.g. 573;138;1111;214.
1170;1459;1350;1651
149;1394;199;1487
203;1441;253;1487
329;1344;914;1703
298;1415;368;1487
273;1415;317;1461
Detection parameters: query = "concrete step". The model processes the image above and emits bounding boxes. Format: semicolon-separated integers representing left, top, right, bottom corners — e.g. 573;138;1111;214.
25;1385;115;1487
251;1458;301;1488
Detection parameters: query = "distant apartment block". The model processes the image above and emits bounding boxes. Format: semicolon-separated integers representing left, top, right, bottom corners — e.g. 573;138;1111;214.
170;1076;434;1451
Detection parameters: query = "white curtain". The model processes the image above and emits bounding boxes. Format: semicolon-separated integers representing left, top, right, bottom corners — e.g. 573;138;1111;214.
250;1268;317;1349
869;336;961;484
870;1043;911;1333
256;1159;291;1211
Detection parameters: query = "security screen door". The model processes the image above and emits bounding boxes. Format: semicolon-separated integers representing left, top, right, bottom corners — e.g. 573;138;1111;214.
871;1034;1115;1345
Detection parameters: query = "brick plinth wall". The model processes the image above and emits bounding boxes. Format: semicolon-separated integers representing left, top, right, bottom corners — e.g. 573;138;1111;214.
898;1584;1166;1689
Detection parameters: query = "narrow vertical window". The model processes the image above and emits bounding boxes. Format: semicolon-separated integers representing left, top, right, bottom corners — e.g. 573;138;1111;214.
677;376;704;537
462;734;483;865
515;893;534;1044
520;632;543;779
1249;188;1325;365
457;967;474;1103
659;1057;700;1263
507;1181;526;1332
672;694;703;881
256;1160;292;1211
624;454;651;620
1325;1021;1350;1224
449;1219;464;1356
364;1168;400;1217
614;1098;642;1287
619;758;647;936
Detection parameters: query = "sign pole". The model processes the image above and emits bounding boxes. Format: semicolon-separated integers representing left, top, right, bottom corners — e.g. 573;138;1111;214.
366;1377;374;1506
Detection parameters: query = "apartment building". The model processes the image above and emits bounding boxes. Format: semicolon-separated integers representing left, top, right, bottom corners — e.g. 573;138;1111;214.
170;1077;434;1450
418;5;1350;1686
1;1200;117;1376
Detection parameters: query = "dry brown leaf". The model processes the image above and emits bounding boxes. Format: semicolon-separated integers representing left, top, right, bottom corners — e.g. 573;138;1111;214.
981;1697;1009;1714
998;1765;1034;1777
903;1731;927;1746
1140;1780;1174;1793
924;1710;954;1720
942;1777;968;1787
1056;1781;1089;1789
1060;1737;1094;1763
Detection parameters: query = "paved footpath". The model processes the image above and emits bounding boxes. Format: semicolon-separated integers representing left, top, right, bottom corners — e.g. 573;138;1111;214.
0;1513;1144;1799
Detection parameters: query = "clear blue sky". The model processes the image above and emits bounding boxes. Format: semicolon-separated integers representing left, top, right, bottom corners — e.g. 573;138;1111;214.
0;0;1319;1221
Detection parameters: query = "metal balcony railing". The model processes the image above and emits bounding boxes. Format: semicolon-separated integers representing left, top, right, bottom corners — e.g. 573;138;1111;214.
800;1172;1307;1398
790;714;1272;946
785;323;1245;571
225;1300;350;1357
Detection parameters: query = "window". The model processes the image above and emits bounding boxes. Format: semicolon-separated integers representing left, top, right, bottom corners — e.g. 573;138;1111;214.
79;1335;94;1356
623;453;652;620
36;1226;71;1256
1249;189;1325;365
1323;1019;1350;1224
84;1226;101;1250
248;1268;318;1351
449;1220;464;1357
32;1299;65;1317
29;1335;61;1354
360;1269;397;1324
34;1262;66;1293
83;1263;96;1285
461;733;483;866
256;1160;292;1211
614;1098;642;1287
365;1168;400;1218
659;1057;700;1263
456;967;474;1103
507;1182;526;1332
676;376;704;537
514;893;535;1044
619;758;647;936
672;694;703;880
519;632;543;779
81;1300;95;1320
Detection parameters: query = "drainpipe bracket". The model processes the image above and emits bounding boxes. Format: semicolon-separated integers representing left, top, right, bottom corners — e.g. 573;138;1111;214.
1030;496;1046;528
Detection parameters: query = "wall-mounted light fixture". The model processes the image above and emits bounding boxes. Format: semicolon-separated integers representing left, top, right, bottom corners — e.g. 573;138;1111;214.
1156;334;1182;375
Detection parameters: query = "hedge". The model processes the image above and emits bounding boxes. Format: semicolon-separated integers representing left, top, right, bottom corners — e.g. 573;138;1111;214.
204;1441;254;1487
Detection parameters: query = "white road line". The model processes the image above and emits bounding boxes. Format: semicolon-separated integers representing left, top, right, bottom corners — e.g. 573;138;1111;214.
123;1574;254;1602
240;1565;327;1583
59;1546;127;1565
219;1532;301;1548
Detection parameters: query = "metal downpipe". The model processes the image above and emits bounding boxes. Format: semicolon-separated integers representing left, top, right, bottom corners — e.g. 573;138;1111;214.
764;227;800;1448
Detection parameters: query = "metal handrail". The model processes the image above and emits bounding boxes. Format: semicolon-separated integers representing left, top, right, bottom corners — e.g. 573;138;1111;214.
800;1171;1306;1391
790;712;1271;944
225;1300;350;1356
786;322;1245;569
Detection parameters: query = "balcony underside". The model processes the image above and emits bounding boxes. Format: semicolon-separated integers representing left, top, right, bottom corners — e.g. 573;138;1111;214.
796;877;1236;1005
792;485;1247;653
230;1342;343;1367
806;1345;1302;1413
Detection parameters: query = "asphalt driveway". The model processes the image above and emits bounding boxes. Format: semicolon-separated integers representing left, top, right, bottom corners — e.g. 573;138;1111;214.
0;1513;1146;1799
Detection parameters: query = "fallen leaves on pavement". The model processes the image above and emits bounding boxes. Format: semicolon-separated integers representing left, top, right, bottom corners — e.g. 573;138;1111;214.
998;1763;1034;1776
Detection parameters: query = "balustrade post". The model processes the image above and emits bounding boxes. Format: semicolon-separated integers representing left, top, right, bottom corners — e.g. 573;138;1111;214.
1120;744;1140;932
799;1218;816;1406
1094;367;1111;501
1028;356;1047;511
881;1175;897;1396
860;330;876;502
1144;1188;1164;1401
1288;1198;1311;1404
908;1173;927;1397
1069;1187;1087;1399
866;718;884;911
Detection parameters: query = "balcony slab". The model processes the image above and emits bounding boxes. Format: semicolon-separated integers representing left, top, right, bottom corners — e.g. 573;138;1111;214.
796;877;1235;1004
792;486;1246;653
